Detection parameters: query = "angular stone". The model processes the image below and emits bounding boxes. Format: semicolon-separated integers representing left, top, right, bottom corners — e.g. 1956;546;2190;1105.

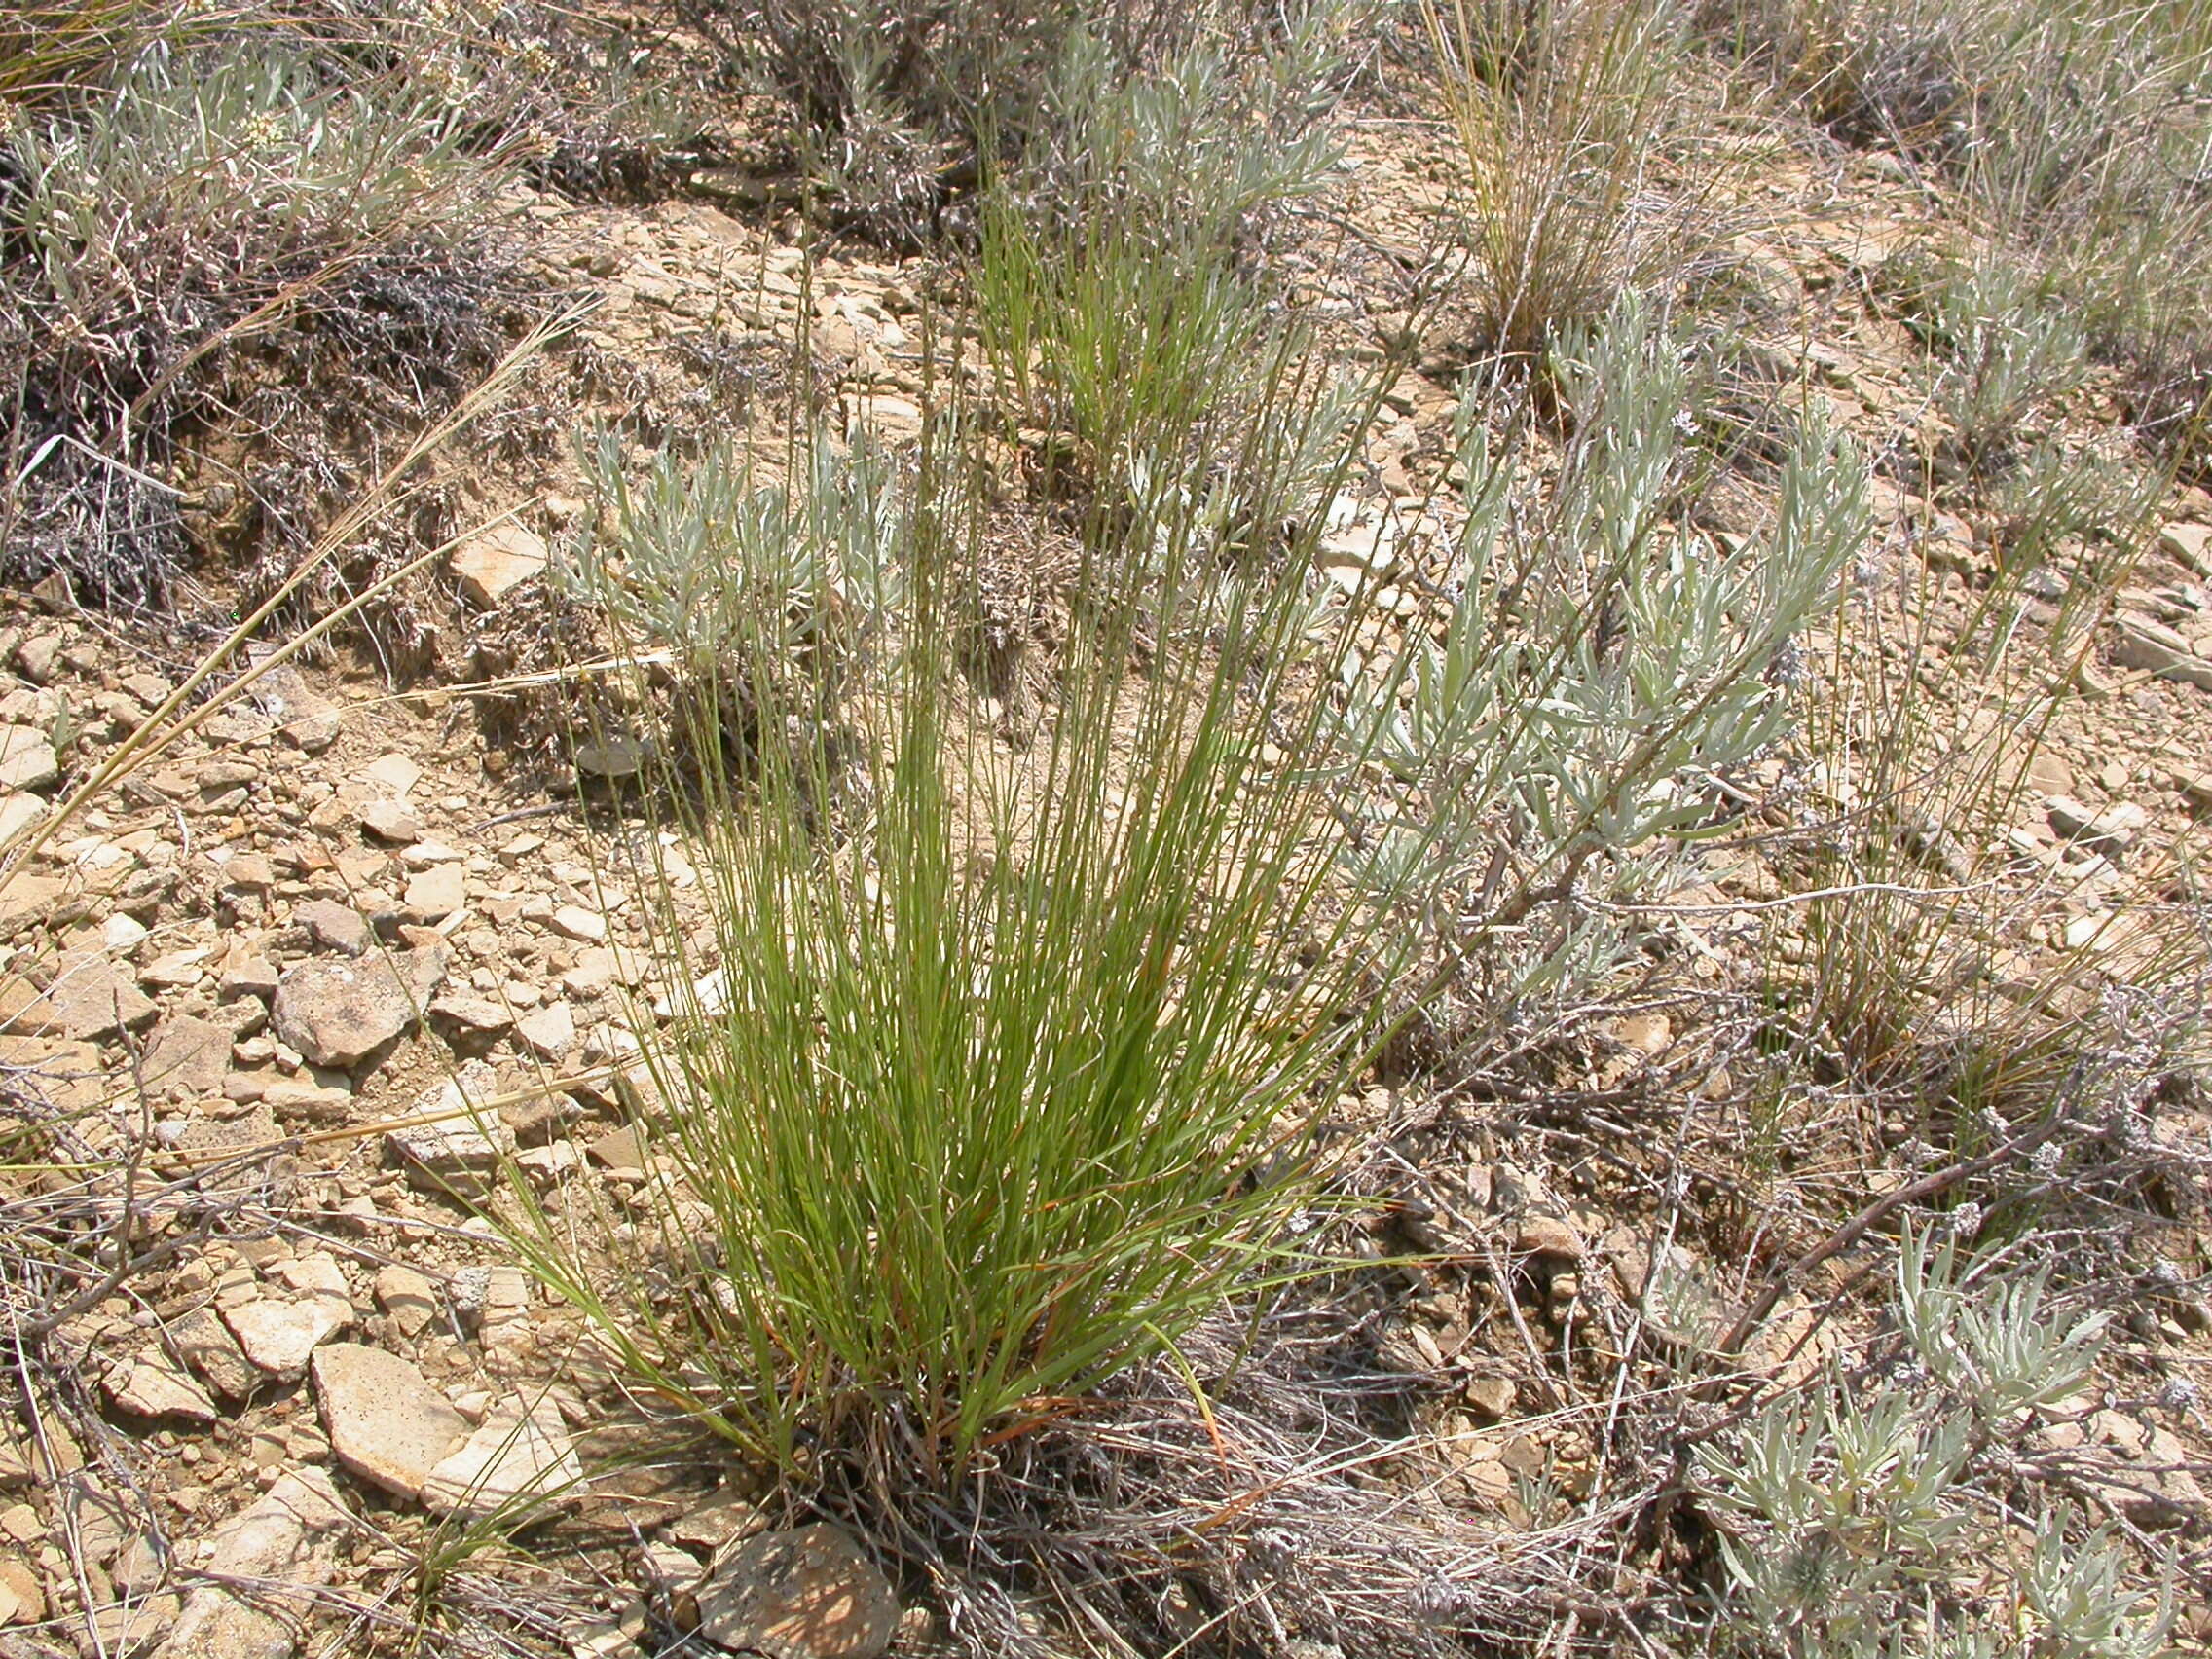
140;1014;232;1099
0;1034;103;1112
158;1468;350;1659
363;753;422;793
139;947;212;989
169;1308;259;1404
422;1399;583;1519
293;899;371;957
403;865;466;924
587;1125;645;1176
357;799;421;844
548;904;607;943
0;1555;45;1625
9;950;156;1039
223;1295;350;1376
105;1355;217;1425
260;1077;354;1119
2157;520;2212;577
103;912;148;952
0;871;64;941
312;1344;470;1501
694;1526;898;1659
2046;795;2149;863
0;792;45;846
387;1063;514;1197
452;524;548;609
1514;1215;1585;1261
2113;613;2212;690
272;949;443;1068
515;1001;576;1060
374;1266;440;1339
0;727;57;793
428;993;510;1035
219;953;282;1001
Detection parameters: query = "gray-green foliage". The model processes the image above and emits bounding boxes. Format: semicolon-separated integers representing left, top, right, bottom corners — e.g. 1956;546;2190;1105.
1696;1231;2173;1658
1897;1233;2107;1419
975;9;1346;492
558;429;903;697
1338;299;1864;993
6;46;484;324
1918;255;2089;468
509;371;1399;1485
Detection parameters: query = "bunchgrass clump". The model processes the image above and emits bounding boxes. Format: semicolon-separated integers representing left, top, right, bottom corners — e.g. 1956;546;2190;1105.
975;14;1346;497
509;369;1398;1487
1425;0;1730;360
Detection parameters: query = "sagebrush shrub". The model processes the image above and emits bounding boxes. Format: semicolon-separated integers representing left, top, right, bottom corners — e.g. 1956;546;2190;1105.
1;44;502;601
1697;1232;2174;1659
1338;298;1865;1012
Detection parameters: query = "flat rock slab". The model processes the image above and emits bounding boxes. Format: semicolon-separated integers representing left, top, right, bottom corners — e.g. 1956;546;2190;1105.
452;523;548;609
158;1468;350;1659
694;1526;898;1659
0;726;57;793
140;1013;232;1099
170;1308;259;1404
105;1355;217;1425
403;865;467;923
7;950;156;1039
422;1400;582;1519
293;899;372;957
313;1344;470;1502
387;1062;514;1197
272;947;445;1068
223;1295;350;1376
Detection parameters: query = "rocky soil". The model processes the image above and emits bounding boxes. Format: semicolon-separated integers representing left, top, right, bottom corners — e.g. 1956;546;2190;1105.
1;105;2210;1659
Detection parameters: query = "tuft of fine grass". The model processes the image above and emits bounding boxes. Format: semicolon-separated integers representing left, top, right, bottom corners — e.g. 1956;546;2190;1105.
507;356;1403;1488
1425;0;1732;361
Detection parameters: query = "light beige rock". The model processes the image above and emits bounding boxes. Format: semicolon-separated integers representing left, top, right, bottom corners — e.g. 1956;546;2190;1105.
403;864;467;923
105;1355;218;1425
548;904;607;943
357;798;421;843
158;1469;350;1659
223;1295;350;1376
693;1526;898;1659
374;1266;440;1338
452;524;549;609
0;726;57;793
8;950;156;1039
141;1013;232;1099
312;1344;470;1501
422;1399;583;1519
515;1000;576;1060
